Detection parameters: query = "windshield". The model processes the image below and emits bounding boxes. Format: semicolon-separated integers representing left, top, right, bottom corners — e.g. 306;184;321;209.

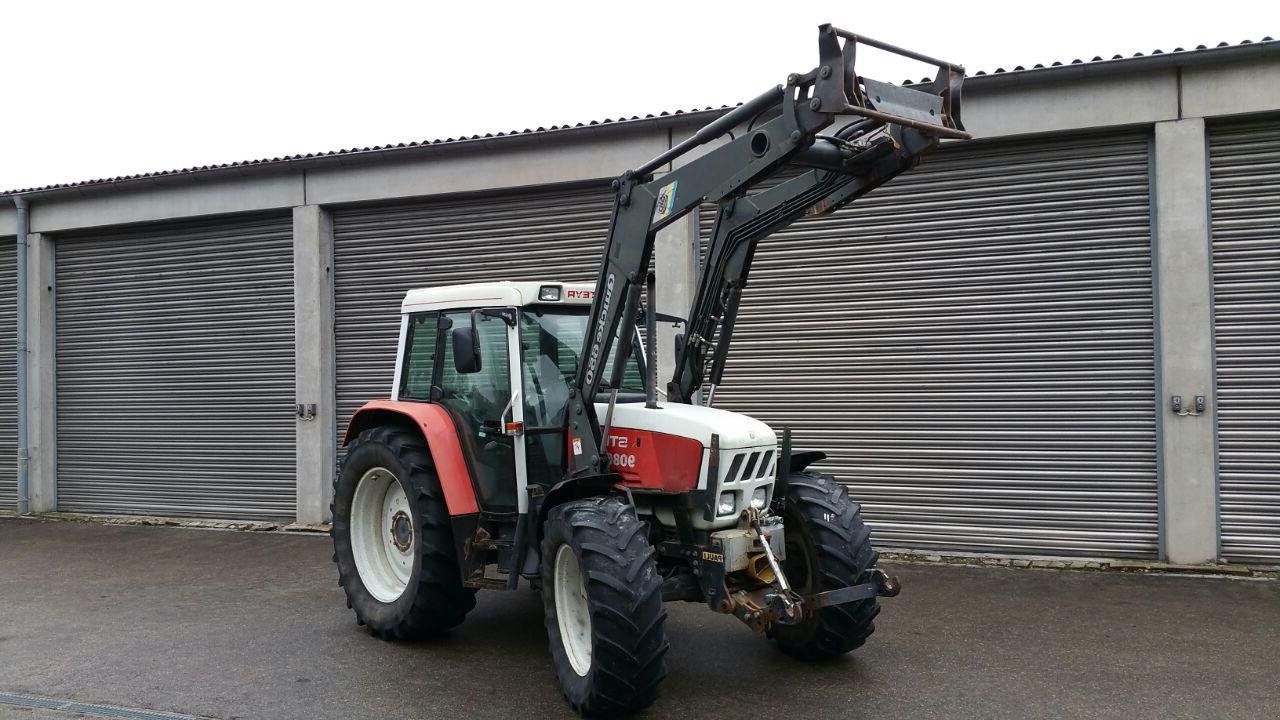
519;306;645;429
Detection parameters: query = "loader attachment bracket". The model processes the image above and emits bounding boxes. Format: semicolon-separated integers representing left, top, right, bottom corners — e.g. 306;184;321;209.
815;23;970;140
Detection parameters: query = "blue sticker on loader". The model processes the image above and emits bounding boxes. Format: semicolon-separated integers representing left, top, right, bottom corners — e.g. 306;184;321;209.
653;180;678;222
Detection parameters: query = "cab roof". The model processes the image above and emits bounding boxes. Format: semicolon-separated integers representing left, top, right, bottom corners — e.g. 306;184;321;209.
400;281;596;314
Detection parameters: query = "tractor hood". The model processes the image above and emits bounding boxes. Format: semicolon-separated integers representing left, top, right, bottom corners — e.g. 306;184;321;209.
595;401;777;451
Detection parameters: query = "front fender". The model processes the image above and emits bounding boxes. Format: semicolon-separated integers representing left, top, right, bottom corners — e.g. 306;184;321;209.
789;450;827;474
344;399;478;516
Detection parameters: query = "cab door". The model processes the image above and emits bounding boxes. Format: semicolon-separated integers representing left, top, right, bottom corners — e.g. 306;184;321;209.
433;309;526;513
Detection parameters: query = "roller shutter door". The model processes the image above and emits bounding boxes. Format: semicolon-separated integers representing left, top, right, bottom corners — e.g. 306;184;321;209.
332;184;613;444
1210;119;1280;562
707;133;1157;556
56;214;295;519
0;239;14;506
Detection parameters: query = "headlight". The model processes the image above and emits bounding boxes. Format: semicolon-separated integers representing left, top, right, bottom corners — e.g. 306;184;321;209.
717;491;736;516
750;487;768;509
538;284;561;301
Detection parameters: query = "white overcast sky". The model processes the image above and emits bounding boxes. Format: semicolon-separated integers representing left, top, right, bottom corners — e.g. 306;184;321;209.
1;0;1275;191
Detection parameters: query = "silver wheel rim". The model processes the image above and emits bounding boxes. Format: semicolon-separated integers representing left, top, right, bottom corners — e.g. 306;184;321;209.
351;467;413;603
554;543;593;676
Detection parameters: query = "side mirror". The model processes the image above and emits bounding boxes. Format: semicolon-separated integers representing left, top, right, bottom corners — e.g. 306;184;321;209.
452;316;481;374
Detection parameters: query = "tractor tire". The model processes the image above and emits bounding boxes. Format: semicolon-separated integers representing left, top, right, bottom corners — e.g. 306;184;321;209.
771;471;881;661
540;496;668;717
332;426;476;640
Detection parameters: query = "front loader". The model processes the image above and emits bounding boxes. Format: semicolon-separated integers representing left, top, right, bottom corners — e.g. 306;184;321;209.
332;24;967;717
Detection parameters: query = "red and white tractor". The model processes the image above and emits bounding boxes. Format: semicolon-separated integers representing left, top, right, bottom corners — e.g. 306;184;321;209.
332;25;966;716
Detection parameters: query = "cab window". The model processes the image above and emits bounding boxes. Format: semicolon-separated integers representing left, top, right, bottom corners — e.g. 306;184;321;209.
399;312;439;400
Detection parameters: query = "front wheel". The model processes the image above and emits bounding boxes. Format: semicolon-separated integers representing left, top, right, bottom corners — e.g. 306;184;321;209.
540;496;668;717
771;471;881;660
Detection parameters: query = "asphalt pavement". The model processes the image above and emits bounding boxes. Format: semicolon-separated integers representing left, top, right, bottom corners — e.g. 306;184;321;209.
1;516;1277;720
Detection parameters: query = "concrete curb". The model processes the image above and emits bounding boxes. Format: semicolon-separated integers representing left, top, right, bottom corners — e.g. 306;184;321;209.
26;511;332;535
880;550;1278;580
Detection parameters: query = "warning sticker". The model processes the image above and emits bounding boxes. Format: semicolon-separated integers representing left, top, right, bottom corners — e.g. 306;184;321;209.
572;437;583;456
652;180;678;223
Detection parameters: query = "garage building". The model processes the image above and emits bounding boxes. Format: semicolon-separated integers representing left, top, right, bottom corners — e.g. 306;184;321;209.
2;39;1277;564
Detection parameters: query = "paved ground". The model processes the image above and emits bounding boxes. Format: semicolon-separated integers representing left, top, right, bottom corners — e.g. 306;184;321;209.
1;517;1277;720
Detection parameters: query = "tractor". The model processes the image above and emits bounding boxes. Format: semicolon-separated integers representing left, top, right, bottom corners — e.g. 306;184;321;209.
332;24;967;716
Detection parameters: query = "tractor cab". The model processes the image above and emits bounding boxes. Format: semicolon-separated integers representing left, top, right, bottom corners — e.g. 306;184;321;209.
391;281;646;513
387;279;775;525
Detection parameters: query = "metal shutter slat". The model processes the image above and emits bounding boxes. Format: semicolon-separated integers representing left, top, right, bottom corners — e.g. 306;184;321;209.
1210;118;1280;561
56;214;295;519
332;184;613;446
703;133;1157;557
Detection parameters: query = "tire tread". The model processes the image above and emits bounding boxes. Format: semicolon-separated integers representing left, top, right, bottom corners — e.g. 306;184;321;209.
541;496;668;717
774;471;881;661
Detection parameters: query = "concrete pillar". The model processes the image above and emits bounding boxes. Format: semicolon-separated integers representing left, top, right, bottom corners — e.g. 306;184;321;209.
654;213;699;393
1152;118;1218;564
293;206;336;525
24;232;56;512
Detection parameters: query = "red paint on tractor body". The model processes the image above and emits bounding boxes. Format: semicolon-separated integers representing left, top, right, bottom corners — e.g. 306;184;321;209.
604;428;704;492
344;399;479;516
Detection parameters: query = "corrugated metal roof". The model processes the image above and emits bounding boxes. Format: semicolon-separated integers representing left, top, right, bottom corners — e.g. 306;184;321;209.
958;36;1275;80
0;107;731;196
3;36;1275;197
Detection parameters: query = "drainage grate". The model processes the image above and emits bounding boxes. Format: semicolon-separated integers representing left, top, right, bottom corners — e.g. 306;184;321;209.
0;691;198;720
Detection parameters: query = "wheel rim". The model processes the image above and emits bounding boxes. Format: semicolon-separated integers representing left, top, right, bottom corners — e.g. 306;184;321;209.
351;467;413;603
554;543;593;676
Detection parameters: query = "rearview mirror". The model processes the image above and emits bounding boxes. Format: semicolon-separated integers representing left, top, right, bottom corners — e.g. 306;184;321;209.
452;316;481;374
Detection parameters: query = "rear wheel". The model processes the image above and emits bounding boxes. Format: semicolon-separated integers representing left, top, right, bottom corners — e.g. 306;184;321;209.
771;471;881;660
332;426;475;639
540;496;668;716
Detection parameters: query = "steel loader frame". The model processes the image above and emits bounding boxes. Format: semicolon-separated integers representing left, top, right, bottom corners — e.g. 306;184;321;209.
563;24;967;484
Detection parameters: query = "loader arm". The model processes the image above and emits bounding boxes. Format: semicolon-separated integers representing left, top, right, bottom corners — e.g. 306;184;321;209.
565;24;967;481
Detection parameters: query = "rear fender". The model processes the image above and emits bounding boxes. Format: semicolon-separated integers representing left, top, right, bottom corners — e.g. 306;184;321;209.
344;399;479;516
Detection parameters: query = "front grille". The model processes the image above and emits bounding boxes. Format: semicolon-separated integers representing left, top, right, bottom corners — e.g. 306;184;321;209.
720;448;775;485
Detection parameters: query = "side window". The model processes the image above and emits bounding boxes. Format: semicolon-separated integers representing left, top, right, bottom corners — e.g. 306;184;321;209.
399;312;439;400
437;311;512;411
